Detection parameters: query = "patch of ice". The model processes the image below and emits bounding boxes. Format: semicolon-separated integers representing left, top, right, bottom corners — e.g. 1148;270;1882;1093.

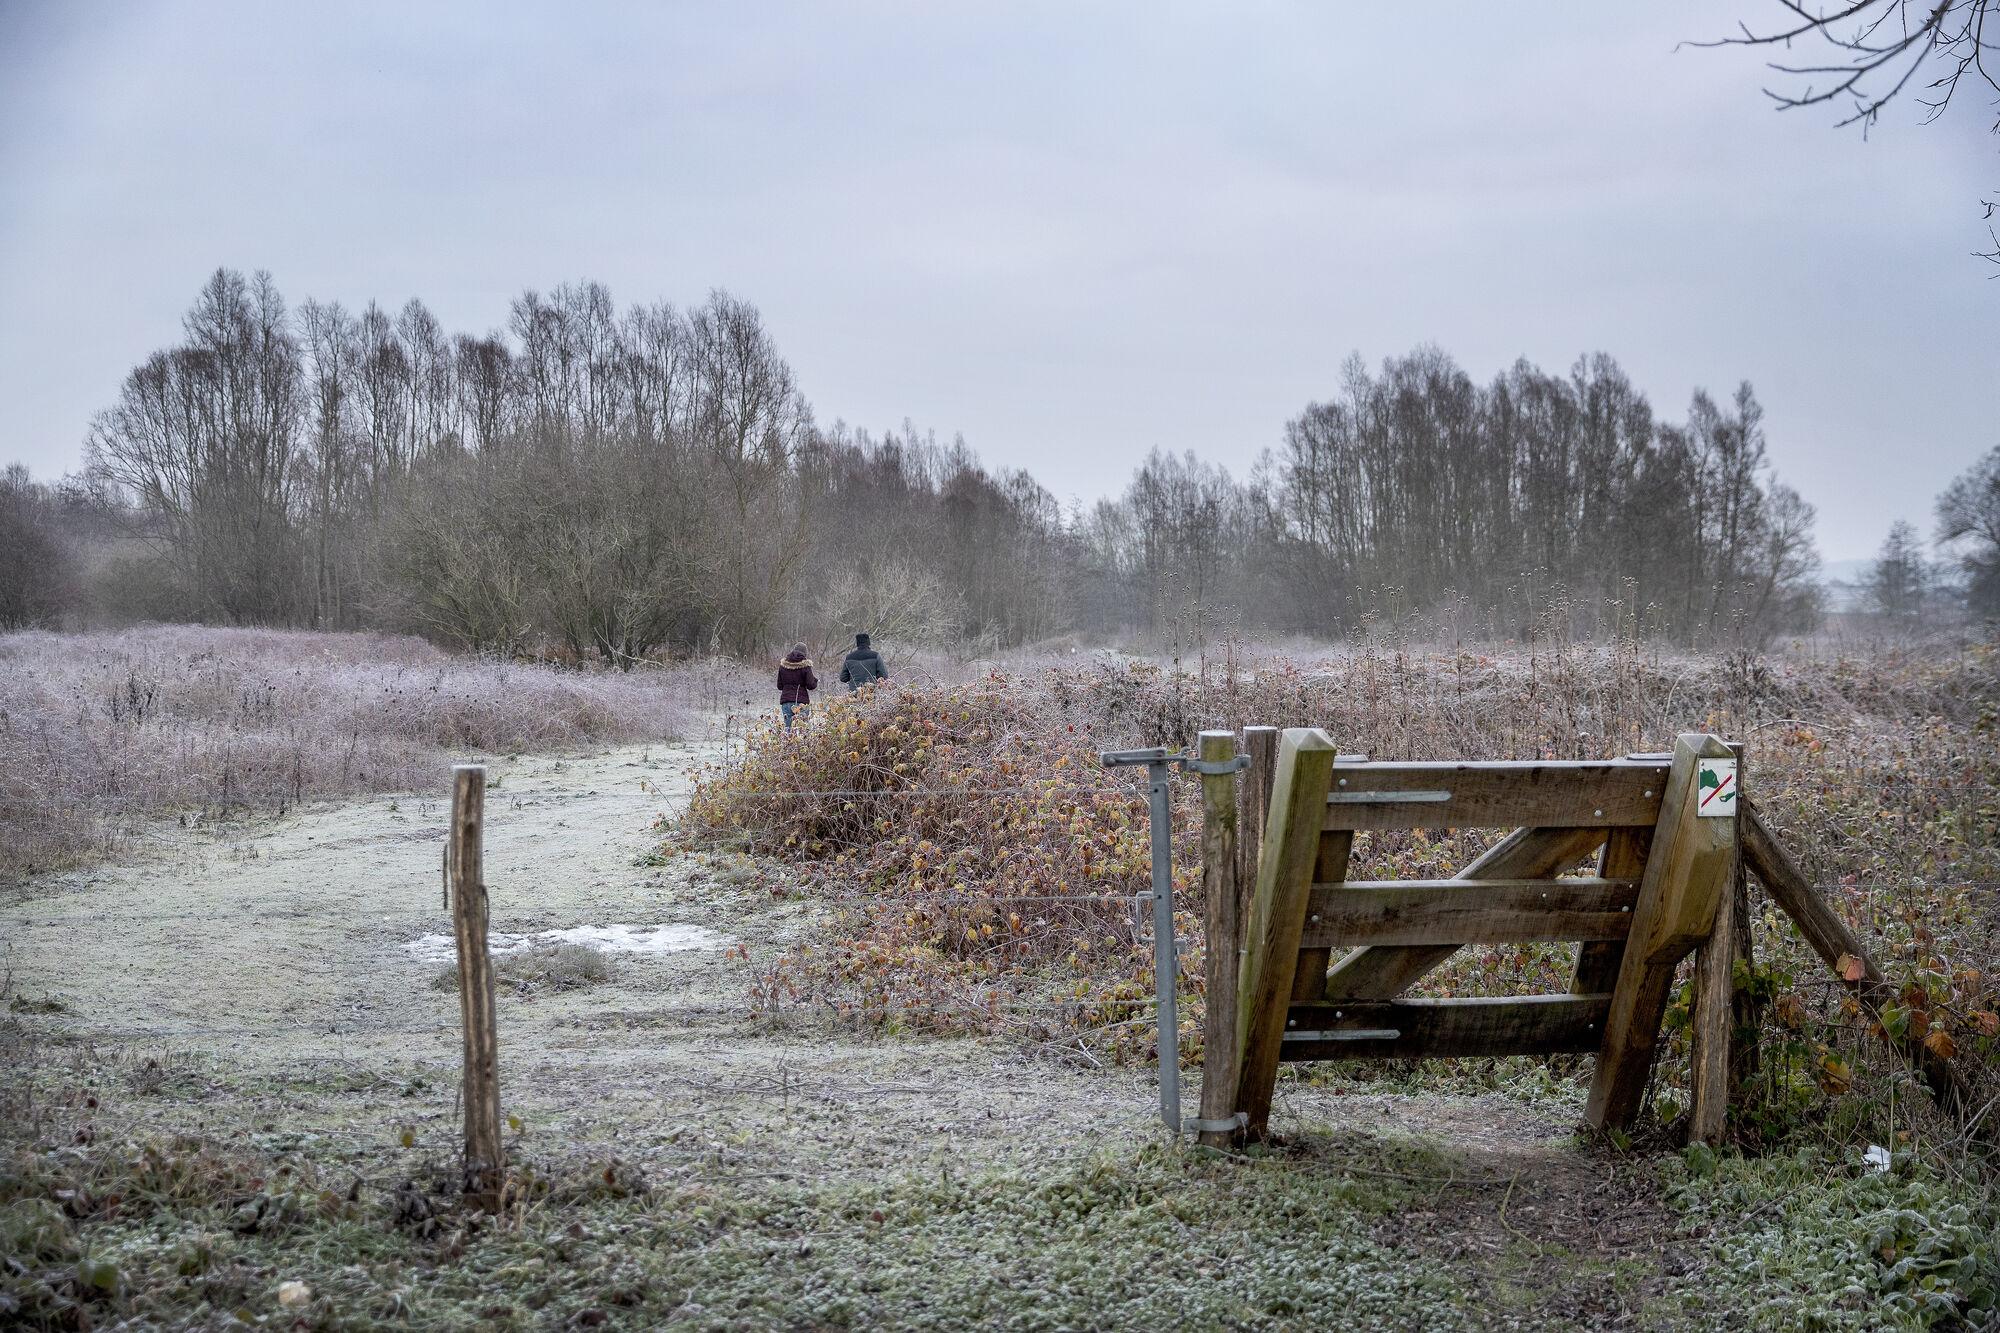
401;923;727;964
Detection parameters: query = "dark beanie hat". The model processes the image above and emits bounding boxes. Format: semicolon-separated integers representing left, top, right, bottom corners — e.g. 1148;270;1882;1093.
855;633;871;648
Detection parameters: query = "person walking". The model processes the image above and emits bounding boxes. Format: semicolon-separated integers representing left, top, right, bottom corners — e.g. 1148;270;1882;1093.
838;632;888;693
776;643;817;729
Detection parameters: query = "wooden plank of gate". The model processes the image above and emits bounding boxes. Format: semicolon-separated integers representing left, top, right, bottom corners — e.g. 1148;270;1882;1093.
1237;727;1280;923
1300;877;1640;947
1280;994;1609;1061
1573;826;1651;993
1291;829;1352;1002
1322;760;1667;832
1322;825;1611;1001
1233;727;1339;1140
1586;733;1738;1131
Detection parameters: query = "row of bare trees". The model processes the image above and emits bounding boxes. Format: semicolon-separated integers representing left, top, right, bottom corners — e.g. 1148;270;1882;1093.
1079;351;1824;646
13;268;1858;654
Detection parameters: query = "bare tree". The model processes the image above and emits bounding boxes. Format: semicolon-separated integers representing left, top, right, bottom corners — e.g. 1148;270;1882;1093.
1697;1;2000;266
0;465;80;630
1936;444;2000;613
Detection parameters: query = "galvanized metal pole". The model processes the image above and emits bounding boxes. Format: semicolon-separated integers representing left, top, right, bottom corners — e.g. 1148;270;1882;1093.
1096;745;1188;1134
1146;756;1180;1134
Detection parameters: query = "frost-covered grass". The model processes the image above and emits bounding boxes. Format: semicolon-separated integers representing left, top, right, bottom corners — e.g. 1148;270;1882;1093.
1662;1146;2000;1330
0;625;698;880
11;1093;1994;1330
0;1108;1474;1331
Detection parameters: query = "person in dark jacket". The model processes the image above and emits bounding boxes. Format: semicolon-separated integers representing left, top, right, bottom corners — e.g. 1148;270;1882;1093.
777;644;817;728
838;632;888;693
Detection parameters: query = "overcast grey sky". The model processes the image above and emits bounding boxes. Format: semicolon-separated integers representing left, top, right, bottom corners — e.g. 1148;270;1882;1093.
1;1;1992;561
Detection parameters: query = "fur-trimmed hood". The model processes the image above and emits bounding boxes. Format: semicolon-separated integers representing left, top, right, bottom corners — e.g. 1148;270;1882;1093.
780;653;813;670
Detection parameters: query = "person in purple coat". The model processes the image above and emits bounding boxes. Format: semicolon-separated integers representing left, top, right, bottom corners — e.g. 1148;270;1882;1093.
776;644;817;729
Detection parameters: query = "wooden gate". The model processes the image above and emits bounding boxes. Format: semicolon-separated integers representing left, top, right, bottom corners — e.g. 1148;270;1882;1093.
1226;728;1740;1141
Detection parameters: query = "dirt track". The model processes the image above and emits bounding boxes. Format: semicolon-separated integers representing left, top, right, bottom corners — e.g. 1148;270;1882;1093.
3;744;1202;1181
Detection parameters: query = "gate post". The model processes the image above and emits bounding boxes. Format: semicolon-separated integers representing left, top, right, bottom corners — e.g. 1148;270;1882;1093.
1195;730;1242;1147
1098;745;1190;1133
1233;728;1339;1140
1587;733;1739;1131
1145;756;1180;1132
1689;741;1748;1145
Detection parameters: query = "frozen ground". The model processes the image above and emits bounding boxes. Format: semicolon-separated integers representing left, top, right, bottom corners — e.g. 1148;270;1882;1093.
3;739;1695;1327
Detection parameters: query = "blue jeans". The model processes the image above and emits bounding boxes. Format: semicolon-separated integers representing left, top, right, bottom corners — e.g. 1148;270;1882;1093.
781;701;802;729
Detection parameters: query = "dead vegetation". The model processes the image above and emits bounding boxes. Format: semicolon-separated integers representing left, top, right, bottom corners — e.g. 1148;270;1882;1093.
687;632;2000;1154
431;943;616;997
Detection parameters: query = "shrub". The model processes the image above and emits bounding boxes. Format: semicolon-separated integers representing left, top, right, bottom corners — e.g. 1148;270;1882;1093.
683;675;1173;1051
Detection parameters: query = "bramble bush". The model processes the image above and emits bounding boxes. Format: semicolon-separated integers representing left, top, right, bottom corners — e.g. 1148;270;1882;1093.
682;675;1181;1054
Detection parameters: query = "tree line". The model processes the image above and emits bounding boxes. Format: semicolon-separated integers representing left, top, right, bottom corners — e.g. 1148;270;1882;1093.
4;267;1991;653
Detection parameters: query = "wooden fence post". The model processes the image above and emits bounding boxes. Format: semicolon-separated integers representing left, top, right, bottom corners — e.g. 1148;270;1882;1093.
1689;742;1748;1145
451;764;504;1210
1238;727;1279;926
1587;734;1738;1131
1196;730;1242;1147
1234;728;1338;1140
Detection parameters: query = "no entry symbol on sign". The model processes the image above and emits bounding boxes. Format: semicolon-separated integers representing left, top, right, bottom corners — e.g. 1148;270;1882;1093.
1697;756;1737;817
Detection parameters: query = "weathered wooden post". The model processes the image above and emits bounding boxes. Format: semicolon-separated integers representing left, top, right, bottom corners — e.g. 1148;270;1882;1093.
1237;726;1279;921
1196;730;1242;1147
1587;734;1739;1131
1689;742;1747;1145
450;764;504;1210
1234;728;1339;1140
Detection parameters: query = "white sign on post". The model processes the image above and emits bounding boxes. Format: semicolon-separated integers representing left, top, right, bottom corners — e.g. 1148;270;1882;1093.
1696;756;1738;818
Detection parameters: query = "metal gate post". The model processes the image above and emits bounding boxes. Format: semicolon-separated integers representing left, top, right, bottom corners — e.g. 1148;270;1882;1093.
1146;756;1179;1133
1100;744;1245;1135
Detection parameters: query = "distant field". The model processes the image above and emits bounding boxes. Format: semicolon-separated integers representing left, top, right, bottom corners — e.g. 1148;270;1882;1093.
0;625;763;880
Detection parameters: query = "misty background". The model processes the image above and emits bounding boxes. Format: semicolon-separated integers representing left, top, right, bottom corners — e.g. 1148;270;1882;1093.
2;3;1993;554
2;2;1996;650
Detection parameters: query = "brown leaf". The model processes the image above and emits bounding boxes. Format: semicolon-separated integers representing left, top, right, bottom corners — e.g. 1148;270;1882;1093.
1923;1028;1957;1061
1971;1011;1999;1037
1836;954;1868;984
